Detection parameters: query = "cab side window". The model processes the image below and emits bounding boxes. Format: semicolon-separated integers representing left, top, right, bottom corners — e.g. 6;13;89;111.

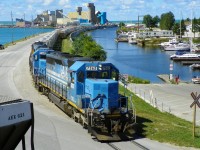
78;71;84;83
111;70;118;81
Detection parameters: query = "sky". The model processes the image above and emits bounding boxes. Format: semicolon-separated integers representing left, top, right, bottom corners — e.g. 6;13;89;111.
0;0;200;21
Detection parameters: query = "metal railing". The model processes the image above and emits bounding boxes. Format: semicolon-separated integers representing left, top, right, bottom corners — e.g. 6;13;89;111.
127;84;171;113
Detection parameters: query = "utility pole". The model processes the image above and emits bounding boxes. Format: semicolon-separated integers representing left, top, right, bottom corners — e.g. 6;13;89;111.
137;15;144;33
11;11;14;44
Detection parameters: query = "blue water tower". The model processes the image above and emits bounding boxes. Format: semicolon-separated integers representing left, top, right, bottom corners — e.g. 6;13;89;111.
98;12;107;25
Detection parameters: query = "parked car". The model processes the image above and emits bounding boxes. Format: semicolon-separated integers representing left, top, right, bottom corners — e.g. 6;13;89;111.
0;44;4;50
192;76;200;84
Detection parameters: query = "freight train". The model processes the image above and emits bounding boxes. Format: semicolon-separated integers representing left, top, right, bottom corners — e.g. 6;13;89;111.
29;40;136;141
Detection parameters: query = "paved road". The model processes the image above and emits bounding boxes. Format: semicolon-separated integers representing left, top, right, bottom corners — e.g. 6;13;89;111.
0;34;198;150
127;83;200;125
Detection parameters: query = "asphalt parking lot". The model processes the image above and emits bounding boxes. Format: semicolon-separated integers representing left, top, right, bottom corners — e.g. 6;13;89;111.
127;83;200;125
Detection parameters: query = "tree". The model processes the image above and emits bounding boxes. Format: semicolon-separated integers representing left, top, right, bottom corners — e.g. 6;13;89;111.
185;18;190;22
172;19;186;37
143;15;160;29
152;15;160;27
119;22;125;28
143;14;153;29
180;19;186;37
172;23;180;35
160;11;175;30
72;33;106;61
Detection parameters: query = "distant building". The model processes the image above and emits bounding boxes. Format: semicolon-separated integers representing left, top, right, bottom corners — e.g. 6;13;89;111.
56;9;63;18
33;9;63;26
57;3;107;26
138;30;173;38
16;18;31;27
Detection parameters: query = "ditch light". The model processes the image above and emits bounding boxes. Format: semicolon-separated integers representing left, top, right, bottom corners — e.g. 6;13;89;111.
0;96;34;150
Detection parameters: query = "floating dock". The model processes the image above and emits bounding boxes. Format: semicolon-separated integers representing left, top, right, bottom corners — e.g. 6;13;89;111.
115;38;128;42
182;61;200;65
172;57;200;61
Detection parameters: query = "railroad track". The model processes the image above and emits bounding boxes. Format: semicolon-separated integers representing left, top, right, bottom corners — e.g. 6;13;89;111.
131;140;149;150
107;143;121;150
107;140;149;150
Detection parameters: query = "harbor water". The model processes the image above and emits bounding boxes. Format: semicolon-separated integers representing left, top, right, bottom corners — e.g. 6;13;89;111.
0;27;54;45
88;27;200;83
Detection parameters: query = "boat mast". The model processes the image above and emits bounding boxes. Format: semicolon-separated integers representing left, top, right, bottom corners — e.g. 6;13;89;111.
180;11;183;39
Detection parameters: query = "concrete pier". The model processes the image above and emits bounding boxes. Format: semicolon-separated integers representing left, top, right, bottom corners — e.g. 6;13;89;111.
157;74;170;83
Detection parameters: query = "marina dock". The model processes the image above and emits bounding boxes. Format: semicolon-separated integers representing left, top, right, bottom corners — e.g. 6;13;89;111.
172;57;200;61
157;74;171;83
181;61;200;65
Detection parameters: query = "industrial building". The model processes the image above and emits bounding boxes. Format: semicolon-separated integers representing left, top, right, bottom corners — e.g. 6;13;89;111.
33;9;63;26
16;18;32;27
57;3;108;26
30;3;107;27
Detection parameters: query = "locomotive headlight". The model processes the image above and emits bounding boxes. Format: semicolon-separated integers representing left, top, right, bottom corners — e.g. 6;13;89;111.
99;64;102;70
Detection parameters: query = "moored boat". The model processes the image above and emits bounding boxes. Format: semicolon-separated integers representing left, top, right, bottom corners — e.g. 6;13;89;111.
160;38;179;48
189;63;200;69
128;33;137;44
171;53;200;61
164;43;190;51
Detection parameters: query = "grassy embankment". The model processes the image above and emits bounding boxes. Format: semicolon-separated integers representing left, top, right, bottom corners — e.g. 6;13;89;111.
61;37;73;53
119;85;200;148
3;34;39;48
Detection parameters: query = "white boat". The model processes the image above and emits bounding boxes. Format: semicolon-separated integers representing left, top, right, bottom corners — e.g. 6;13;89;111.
128;33;137;44
164;43;190;51
192;76;200;84
160;38;179;47
170;53;200;59
170;51;188;59
189;64;200;69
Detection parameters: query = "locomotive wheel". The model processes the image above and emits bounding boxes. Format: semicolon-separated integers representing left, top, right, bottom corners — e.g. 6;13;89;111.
38;86;43;92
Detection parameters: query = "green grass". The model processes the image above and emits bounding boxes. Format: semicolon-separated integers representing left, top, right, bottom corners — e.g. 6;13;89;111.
3;34;38;48
193;37;200;44
61;38;73;53
119;85;200;148
128;75;150;84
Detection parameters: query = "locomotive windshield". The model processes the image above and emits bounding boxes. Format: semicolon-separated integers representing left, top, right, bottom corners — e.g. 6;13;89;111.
87;71;98;78
40;54;46;59
86;70;118;80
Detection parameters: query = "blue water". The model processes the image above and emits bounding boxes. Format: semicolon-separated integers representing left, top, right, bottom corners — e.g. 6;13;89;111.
0;27;54;44
0;21;16;25
88;27;200;83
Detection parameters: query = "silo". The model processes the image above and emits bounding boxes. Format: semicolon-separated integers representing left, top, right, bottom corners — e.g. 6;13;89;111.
76;7;82;15
87;3;95;24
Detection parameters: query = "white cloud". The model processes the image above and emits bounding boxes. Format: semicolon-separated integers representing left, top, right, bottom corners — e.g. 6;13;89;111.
43;0;54;5
59;0;70;5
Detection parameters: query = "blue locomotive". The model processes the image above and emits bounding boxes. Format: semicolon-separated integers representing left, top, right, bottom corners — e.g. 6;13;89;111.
30;41;136;141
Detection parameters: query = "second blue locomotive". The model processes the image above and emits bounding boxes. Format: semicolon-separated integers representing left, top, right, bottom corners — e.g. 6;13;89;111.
29;40;136;141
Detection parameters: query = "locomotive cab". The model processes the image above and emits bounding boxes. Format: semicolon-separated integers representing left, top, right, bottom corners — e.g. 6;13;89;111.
32;48;53;76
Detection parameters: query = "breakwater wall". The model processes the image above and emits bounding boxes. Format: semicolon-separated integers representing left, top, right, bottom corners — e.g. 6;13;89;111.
40;26;97;48
40;25;116;49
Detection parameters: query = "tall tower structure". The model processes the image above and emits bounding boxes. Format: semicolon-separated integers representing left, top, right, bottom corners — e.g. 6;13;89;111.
87;3;95;24
76;7;82;16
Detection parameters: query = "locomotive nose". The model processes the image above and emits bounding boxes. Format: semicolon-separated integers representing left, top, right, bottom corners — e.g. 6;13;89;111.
85;78;119;113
